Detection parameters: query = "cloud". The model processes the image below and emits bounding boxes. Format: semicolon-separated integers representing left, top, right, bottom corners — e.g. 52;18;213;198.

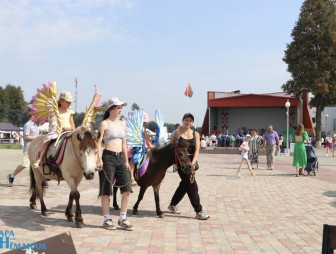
0;0;135;52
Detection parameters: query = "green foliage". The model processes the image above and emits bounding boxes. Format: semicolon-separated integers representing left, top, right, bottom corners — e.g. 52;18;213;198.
165;123;177;133
282;0;336;141
0;84;27;126
131;103;140;110
73;112;85;128
0;144;22;149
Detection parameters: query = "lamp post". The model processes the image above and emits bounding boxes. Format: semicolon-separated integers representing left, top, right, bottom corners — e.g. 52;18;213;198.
325;113;329;135
285;99;291;156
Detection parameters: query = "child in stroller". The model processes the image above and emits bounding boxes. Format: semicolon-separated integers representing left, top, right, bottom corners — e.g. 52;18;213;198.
300;143;318;176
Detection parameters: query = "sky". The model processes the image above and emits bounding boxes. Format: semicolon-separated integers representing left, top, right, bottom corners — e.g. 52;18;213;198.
0;0;305;126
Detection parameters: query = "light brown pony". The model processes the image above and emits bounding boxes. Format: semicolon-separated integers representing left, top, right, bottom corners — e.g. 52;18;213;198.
28;126;98;228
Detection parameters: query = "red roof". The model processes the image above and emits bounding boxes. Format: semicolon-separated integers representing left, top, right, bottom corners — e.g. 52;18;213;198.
207;91;299;108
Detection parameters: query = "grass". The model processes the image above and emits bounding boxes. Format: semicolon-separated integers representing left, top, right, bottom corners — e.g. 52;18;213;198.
0;144;22;149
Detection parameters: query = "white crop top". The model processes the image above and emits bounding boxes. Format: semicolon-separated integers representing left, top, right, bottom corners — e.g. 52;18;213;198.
103;121;124;144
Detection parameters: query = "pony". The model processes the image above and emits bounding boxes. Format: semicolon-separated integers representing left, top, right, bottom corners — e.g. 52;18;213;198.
114;141;192;218
28;126;98;228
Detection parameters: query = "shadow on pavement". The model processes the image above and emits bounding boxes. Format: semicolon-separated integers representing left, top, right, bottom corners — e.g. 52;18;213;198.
0;205;102;230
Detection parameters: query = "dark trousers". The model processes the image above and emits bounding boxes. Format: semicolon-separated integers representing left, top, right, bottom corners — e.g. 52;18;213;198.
170;169;202;213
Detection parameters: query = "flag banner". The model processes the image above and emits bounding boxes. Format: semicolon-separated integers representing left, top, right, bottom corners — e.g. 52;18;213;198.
184;82;193;98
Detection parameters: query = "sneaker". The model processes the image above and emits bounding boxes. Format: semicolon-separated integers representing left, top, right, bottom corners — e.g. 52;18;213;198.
118;218;134;231
195;211;210;220
168;205;180;214
103;219;116;230
7;174;14;187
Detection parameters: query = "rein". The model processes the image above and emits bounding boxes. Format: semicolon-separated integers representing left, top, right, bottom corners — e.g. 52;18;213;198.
174;147;196;183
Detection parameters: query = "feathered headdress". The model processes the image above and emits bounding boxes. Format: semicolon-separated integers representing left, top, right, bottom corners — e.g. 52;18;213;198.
81;89;104;129
28;81;62;137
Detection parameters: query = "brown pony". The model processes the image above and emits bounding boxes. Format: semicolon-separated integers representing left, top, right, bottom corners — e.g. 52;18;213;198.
28;126;98;227
113;141;192;218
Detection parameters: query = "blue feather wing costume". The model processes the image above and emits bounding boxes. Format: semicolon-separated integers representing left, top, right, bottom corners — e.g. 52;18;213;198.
126;109;169;165
126;109;145;164
155;110;168;147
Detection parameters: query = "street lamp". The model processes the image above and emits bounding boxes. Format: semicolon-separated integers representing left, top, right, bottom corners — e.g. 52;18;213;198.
285;99;291;156
326;113;329;135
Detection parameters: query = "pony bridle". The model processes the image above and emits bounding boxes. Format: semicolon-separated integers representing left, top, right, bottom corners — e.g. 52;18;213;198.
174;147;187;167
175;147;196;183
76;133;85;169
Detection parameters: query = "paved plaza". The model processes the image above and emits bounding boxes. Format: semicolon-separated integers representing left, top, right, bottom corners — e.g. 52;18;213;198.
0;148;336;253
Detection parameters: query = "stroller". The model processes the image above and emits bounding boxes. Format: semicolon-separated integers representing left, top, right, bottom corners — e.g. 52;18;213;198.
302;143;318;176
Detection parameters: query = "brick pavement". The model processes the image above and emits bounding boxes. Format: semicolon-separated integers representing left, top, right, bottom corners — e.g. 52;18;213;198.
0;148;335;253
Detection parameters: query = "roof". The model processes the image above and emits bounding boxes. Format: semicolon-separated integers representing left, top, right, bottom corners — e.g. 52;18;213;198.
209;91;291;99
0;122;22;131
207;91;299;108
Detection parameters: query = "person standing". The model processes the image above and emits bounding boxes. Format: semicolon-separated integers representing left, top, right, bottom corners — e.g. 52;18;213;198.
325;134;333;156
332;135;336;157
293;123;309;176
170;123;180;142
263;124;280;170
236;134;255;177
248;129;263;169
210;133;217;148
7;116;40;186
97;97;133;231
168;113;210;220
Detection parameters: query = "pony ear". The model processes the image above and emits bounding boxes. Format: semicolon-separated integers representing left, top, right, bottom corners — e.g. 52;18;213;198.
77;133;82;142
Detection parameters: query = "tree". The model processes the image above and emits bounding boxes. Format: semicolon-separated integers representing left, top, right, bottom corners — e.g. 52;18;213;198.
131;103;140;111
73;112;85;128
282;0;336;147
0;86;9;122
0;84;26;126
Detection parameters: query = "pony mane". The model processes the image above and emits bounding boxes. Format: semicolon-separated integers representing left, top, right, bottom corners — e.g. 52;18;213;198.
150;142;174;157
80;131;97;151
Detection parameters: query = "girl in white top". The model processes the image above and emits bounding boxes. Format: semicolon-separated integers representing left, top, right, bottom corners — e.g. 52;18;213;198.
236;134;255;177
33;91;75;168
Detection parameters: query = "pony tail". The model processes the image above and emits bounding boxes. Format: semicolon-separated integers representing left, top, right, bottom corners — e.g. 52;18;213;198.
103;110;110;120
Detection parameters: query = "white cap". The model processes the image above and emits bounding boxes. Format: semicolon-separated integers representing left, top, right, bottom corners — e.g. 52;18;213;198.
107;97;127;109
59;91;74;102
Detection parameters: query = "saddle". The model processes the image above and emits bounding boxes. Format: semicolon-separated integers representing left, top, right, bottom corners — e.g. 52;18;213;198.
42;132;70;183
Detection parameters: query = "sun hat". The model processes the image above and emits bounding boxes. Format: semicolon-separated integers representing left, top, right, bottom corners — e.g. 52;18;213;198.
59;91;75;102
143;112;150;123
182;113;194;121
107;98;127;109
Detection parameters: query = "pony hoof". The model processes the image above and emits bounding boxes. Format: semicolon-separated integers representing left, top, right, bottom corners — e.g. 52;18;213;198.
133;210;138;216
75;221;85;228
41;211;50;217
158;213;165;218
30;204;37;210
67;217;74;222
